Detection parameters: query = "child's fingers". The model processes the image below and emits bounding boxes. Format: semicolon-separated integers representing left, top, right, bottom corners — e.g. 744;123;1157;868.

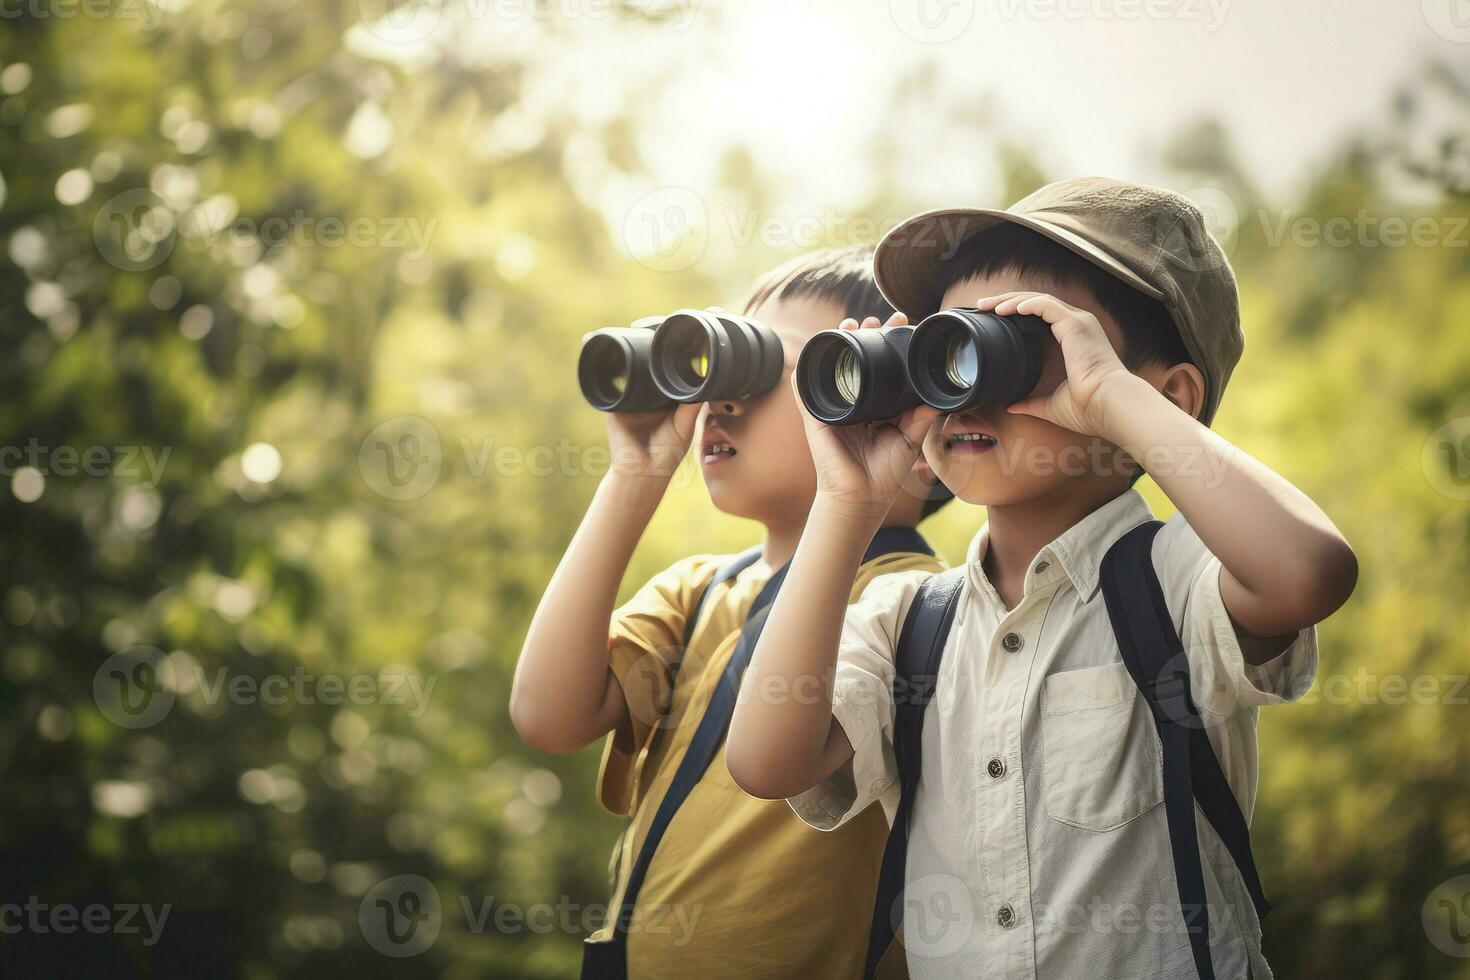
897;404;942;446
991;292;1050;316
884;310;909;328
838;317;859;332
672;401;703;439
975;291;1034;311
1006;394;1052;421
901;402;941;429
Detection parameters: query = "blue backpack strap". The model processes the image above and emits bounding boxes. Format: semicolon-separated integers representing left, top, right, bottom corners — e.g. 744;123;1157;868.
1099;520;1270;980
682;547;764;649
587;527;936;980
864;565;966;979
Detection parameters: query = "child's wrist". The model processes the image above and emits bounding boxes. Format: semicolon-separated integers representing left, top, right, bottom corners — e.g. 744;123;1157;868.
1092;371;1167;444
601;470;671;512
812;491;891;532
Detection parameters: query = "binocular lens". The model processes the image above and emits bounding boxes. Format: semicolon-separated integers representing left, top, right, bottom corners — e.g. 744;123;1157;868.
794;310;1049;422
944;335;978;389
659;321;711;389
580;309;785;411
794;326;921;425
578;318;676;413
834;348;862;405
906;308;1047;413
650;309;785;404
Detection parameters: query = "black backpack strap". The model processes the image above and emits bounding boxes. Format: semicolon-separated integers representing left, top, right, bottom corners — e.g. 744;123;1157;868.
685;546;764;648
1099;521;1271;980
864;566;966;979
586;526;936;980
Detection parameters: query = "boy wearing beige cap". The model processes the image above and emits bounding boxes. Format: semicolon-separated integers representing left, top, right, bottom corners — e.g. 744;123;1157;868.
727;178;1358;979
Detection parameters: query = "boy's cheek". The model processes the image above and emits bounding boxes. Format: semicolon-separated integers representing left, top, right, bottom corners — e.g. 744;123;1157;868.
926;416;1098;503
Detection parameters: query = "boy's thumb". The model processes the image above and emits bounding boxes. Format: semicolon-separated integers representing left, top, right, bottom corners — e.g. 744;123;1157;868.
899;405;940;446
1006;397;1048;420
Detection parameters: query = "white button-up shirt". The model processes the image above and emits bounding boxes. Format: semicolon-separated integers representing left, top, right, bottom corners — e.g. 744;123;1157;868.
790;490;1317;980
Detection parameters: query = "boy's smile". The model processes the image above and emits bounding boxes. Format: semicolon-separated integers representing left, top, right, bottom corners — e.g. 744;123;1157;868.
700;418;739;468
940;413;1000;455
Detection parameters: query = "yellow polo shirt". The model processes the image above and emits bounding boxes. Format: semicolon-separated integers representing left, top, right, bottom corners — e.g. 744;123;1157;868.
591;542;945;978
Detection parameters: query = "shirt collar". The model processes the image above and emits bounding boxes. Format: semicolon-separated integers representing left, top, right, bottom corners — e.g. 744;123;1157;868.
965;489;1155;603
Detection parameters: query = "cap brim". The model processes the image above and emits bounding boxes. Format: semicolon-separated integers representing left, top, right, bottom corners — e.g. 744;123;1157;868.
874;207;1166;318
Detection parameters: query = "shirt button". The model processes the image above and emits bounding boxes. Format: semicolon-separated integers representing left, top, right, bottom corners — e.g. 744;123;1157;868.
997;904;1016;928
1034;560;1050;574
1001;632;1024;653
987;757;1006;779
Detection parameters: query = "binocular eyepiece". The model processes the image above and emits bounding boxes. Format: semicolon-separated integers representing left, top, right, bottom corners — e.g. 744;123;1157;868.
578;309;786;412
795;308;1049;424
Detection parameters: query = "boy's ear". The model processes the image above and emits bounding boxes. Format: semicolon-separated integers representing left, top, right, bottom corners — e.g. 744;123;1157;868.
1157;362;1207;420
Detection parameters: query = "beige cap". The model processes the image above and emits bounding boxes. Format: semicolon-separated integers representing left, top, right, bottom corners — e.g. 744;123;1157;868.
873;176;1243;425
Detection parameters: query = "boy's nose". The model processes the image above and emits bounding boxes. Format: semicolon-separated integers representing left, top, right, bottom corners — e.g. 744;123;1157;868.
707;400;744;417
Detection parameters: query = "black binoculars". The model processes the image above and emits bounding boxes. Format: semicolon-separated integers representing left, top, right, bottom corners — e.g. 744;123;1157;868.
578;309;785;412
795;309;1050;424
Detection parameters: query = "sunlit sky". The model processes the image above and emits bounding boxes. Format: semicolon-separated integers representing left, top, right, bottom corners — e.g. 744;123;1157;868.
359;0;1464;258
635;0;1461;197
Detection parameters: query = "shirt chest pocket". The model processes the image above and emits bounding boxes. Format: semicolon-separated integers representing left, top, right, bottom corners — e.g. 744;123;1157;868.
1040;659;1163;832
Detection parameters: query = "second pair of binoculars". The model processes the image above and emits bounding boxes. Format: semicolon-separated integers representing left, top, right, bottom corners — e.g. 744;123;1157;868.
579;306;1050;423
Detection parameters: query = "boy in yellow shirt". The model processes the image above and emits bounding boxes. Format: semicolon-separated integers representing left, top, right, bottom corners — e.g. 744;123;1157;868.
512;245;948;977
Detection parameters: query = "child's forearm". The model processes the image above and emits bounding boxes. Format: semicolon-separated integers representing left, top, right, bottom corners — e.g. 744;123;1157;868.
510;472;668;754
727;498;877;799
1099;374;1357;643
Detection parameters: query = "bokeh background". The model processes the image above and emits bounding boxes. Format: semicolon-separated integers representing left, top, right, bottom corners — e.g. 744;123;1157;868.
3;0;1469;977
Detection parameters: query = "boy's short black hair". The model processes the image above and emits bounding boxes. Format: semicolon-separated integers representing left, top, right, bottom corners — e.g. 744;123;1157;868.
741;244;897;325
934;224;1192;372
743;245;951;520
